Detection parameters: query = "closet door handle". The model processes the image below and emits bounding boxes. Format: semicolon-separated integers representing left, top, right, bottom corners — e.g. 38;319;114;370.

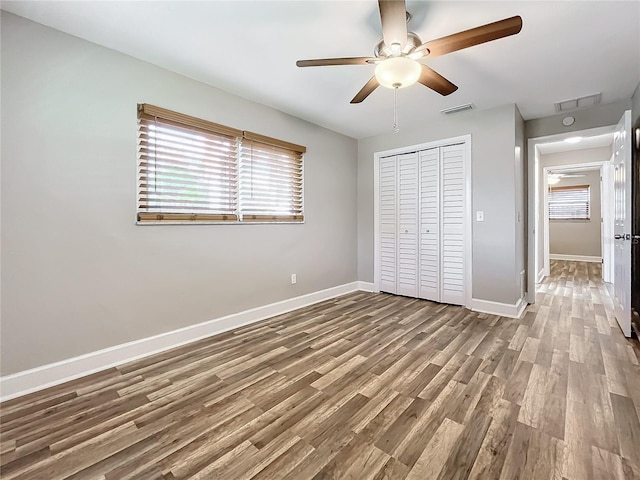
404;229;409;233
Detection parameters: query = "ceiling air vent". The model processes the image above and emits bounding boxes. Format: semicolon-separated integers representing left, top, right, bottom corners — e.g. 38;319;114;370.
554;93;601;113
441;103;475;115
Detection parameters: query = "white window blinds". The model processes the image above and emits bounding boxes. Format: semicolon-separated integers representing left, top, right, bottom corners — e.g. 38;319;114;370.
240;133;304;222
548;185;590;220
137;104;305;223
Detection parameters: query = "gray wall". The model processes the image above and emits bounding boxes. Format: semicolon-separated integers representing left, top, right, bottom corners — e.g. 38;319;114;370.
549;170;602;257
357;104;522;305
1;13;358;375
526;99;631;139
538;146;611;269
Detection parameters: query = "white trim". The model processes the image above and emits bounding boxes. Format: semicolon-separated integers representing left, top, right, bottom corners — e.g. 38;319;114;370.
372;134;472;307
543;169;551;277
372;135;472;159
527;145;540;303
602;157;615;283
470;297;527;318
373;150;381;294
527;124;615;305
463;138;473;308
0;281;364;402
357;281;376;292
549;254;602;262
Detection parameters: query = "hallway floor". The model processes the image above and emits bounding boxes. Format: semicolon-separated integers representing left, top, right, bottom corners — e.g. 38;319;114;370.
531;260;640;479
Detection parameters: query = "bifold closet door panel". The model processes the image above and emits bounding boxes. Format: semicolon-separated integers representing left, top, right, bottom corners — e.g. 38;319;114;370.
440;144;465;305
419;148;440;301
379;155;397;294
397;152;419;297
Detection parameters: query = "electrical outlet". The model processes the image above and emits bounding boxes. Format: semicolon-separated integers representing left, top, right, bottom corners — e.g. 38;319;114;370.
291;274;297;285
476;211;484;222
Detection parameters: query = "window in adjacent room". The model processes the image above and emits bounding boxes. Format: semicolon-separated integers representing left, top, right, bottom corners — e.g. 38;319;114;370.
137;104;305;223
548;185;590;220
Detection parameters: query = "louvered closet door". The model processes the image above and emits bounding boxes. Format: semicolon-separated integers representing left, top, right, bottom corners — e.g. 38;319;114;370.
397;152;419;297
379;155;397;294
440;144;465;305
419;148;440;301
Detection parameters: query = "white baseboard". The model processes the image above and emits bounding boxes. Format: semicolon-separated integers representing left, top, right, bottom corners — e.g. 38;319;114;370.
470;297;527;319
536;268;545;284
0;281;364;402
357;281;376;292
549;254;602;263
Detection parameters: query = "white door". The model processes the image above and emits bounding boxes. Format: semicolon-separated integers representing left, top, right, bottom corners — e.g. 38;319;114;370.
397;152;419;297
613;110;632;337
419;148;440;301
440;144;466;305
379;155;397;294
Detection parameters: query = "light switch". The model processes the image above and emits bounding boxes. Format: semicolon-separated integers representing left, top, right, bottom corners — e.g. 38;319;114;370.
476;211;484;222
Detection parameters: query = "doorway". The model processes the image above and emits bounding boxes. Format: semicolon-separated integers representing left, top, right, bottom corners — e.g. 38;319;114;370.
528;112;635;338
527;125;615;302
542;163;611;279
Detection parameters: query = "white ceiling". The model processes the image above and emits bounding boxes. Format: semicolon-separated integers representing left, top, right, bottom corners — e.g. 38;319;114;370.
537;132;613;154
2;1;639;139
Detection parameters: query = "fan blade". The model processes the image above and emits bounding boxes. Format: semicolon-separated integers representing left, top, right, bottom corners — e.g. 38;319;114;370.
296;57;377;67
418;65;458;96
378;0;408;50
419;16;522;58
351;77;379;104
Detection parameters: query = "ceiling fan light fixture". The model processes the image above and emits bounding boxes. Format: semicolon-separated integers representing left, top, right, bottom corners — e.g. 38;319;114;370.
375;57;421;89
548;174;561;185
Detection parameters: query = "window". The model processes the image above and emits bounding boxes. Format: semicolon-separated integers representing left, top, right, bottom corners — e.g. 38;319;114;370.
240;132;304;222
137;104;305;223
548;185;590;220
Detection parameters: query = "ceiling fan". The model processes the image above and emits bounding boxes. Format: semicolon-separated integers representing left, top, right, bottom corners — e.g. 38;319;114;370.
296;0;523;104
548;172;586;185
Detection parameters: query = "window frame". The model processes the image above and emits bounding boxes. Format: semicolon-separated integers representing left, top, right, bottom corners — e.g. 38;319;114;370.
548;184;591;221
136;104;305;225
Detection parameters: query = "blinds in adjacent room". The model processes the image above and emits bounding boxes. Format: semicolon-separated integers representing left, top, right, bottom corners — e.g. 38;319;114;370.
137;104;305;223
548;185;590;220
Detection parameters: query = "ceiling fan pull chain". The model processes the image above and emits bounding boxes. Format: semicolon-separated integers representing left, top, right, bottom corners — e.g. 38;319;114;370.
393;87;400;134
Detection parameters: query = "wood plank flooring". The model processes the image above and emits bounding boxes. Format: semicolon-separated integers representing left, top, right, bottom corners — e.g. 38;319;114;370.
2;260;640;479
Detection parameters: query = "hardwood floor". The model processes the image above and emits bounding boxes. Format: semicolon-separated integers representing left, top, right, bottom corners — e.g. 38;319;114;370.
1;260;639;479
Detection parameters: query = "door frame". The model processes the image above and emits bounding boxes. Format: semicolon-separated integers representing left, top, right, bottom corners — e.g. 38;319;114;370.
373;134;472;307
526;125;615;304
541;162;611;277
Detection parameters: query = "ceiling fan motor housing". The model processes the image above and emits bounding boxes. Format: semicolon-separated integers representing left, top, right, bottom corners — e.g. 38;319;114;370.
374;32;423;58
